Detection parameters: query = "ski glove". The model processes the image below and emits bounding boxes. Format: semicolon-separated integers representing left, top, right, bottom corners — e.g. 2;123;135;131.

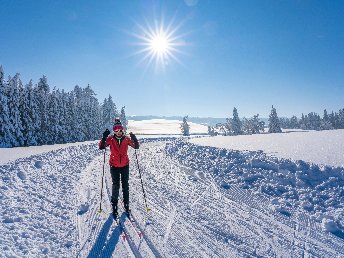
100;129;110;149
129;132;139;149
102;129;110;142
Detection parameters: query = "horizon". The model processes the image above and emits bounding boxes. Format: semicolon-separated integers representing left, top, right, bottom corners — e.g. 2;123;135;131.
1;0;343;118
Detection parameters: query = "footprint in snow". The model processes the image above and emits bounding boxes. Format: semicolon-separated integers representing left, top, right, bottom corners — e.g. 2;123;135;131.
77;203;89;215
34;160;44;169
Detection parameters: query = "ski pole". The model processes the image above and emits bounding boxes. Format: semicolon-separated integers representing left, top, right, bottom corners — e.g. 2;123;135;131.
98;148;106;213
135;149;151;212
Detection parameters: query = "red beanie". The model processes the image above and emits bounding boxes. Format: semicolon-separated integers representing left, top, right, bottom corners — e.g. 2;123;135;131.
113;119;123;131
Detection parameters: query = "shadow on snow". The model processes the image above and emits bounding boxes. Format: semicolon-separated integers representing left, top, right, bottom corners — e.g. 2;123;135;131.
87;214;121;258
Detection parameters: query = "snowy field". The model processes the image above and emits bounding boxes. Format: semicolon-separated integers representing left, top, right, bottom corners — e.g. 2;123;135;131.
0;126;343;257
190;129;344;168
128;119;208;135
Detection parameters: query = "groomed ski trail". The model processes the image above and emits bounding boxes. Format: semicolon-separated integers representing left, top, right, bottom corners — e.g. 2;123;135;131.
79;139;344;257
3;139;342;257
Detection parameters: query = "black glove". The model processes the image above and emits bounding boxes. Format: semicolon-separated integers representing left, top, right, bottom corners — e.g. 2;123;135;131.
102;129;110;142
129;132;139;149
129;132;137;141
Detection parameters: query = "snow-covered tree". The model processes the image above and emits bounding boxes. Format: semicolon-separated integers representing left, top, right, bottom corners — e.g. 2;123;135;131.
290;115;299;129
47;88;62;144
65;91;78;142
208;126;216;136
229;107;242;135
242;114;265;135
20;80;38;146
120;106;128;133
36;76;50;144
308;112;321;130
0;66;12;147
268;105;282;133
320;109;333;130
338;108;344;129
82;85;101;140
0;67;124;147
180;116;190;136
101;95;118;131
7;73;24;146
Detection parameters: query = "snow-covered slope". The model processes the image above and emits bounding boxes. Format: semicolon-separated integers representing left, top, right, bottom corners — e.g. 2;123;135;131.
128;119;208;135
1;130;343;257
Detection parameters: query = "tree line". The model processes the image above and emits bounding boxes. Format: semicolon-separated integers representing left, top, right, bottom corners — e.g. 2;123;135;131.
181;105;344;136
280;109;344;130
206;106;281;136
0;66;126;147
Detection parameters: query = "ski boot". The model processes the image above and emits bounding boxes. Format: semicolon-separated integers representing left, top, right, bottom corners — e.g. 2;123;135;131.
112;205;118;220
124;204;131;219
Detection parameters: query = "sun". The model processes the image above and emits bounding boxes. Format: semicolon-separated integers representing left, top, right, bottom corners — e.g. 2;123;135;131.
150;34;170;55
129;17;187;71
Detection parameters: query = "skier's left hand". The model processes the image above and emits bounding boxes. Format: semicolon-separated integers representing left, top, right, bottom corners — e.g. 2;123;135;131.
129;132;139;149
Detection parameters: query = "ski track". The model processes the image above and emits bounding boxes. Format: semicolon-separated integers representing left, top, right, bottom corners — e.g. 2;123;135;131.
1;138;344;257
127;140;344;257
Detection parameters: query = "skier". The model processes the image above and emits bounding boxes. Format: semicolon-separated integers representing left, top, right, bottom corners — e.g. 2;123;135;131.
99;118;139;219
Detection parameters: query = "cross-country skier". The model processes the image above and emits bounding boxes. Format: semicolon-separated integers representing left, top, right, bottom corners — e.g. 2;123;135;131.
99;118;139;219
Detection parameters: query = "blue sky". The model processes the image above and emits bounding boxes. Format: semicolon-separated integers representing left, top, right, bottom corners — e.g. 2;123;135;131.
1;0;343;118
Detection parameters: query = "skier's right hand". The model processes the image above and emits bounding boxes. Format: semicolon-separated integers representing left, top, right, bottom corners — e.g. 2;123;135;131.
102;129;110;140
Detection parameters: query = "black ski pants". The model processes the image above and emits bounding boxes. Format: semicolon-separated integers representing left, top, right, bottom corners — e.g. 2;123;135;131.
110;165;129;210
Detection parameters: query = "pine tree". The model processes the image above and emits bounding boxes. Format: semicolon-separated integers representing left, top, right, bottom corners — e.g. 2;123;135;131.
47;88;62;144
241;118;250;135
82;85;100;140
58;90;69;143
36;76;50;145
268;105;282;133
242;114;264;135
7;73;24;146
180;116;190;136
20;80;38;146
290;115;298;129
101;95;118;131
0;66;12;147
208;125;216;136
120;106;128;133
251;114;264;134
73;85;87;141
338;108;344;129
66;91;78;142
230;107;242;135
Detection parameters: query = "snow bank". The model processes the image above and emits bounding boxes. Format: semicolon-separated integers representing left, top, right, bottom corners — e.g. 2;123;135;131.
189;129;344;167
0;140;97;165
0;143;99;257
165;139;344;234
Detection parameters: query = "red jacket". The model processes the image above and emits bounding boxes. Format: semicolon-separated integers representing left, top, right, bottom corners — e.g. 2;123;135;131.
99;136;139;167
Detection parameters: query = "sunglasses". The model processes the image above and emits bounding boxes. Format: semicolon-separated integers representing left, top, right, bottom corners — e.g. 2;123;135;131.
114;130;123;133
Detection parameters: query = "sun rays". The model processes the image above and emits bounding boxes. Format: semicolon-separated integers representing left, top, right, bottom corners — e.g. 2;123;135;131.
128;16;188;72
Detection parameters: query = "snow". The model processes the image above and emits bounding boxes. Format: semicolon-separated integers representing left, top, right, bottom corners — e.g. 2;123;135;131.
190;129;344;167
0;140;96;165
128;119;208;135
0;124;344;257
